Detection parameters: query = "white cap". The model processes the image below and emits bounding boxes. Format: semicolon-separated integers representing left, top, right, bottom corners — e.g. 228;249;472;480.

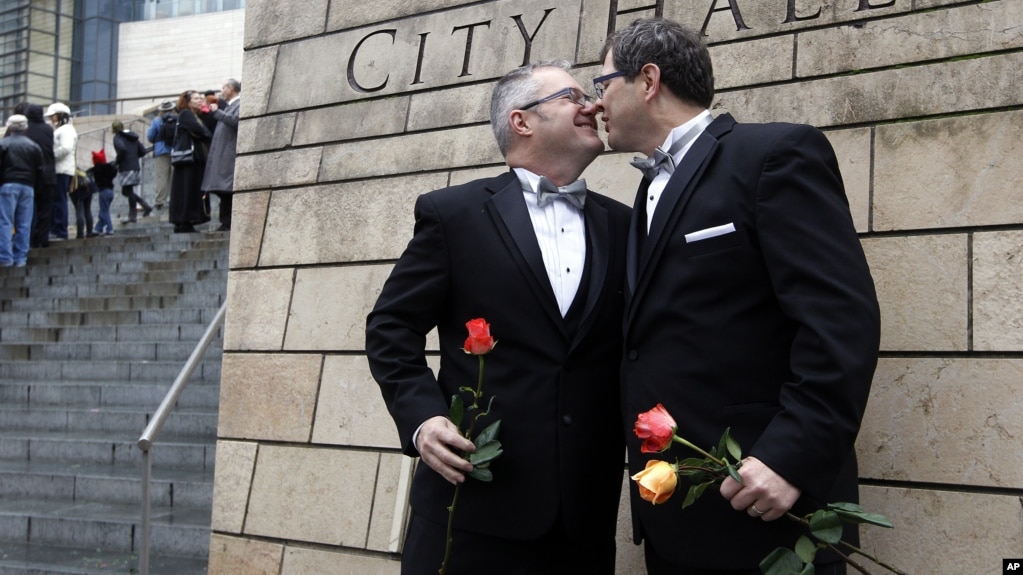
45;102;71;116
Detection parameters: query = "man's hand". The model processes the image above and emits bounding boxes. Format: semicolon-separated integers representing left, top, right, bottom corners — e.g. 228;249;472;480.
209;103;219;113
719;456;800;521
415;415;476;485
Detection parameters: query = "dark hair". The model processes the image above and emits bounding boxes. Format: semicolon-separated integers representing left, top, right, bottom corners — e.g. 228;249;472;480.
599;18;714;109
176;90;197;111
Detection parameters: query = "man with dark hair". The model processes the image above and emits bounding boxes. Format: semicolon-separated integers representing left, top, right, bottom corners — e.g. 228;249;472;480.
15;102;56;249
1;114;44;267
201;78;240;231
366;61;630;575
594;18;881;575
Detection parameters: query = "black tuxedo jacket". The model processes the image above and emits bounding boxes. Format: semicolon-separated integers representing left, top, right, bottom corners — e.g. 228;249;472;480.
367;171;631;544
622;114;881;568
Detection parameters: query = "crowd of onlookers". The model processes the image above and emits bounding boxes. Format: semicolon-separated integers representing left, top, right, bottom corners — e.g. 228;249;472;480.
0;78;240;268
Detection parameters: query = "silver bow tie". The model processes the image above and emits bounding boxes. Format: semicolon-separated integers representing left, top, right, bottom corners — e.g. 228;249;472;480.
630;147;677;180
536;176;587;209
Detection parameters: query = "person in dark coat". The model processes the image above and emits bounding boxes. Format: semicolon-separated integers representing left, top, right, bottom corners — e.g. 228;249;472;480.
168;90;212;233
0;115;43;267
15;103;56;248
112;120;152;224
200;78;240;231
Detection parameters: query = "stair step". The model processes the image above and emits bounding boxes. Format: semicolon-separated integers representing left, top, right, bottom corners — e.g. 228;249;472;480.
0;541;207;575
0;340;224;362
0;405;218;435
0;324;217;344
0;460;213;507
0;499;211;557
0;381;220;409
0;429;215;470
0;358;221;383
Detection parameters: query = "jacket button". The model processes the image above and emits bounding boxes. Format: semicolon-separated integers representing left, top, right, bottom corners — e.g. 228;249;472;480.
627;350;638;360
562;415;573;425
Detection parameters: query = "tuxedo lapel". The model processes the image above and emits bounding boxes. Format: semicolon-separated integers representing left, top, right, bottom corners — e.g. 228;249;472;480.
486;175;566;334
628;114;735;323
573;197;610;343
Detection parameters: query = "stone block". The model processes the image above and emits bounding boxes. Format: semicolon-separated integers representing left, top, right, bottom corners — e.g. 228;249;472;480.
228;191;271;269
711;35;793;90
581;152;648;207
664;0;906;43
615;471;645;574
859;485;1023;575
284;265;394;351
240;45;278;118
244;0;328;48
873;111;1023;231
578;0;614;64
408;83;491;131
211;440;258;533
207;533;284;575
218;353;322;441
973;231;1023;351
313;355;401;449
861;235;968;351
237;113;296;153
716;52;1023;129
294;98;410;146
269;0;581;112
825;127;871;233
449;165;510;187
327;0;472;32
366;453;415;553
245;445;378;547
234;147;323;192
259;175;447;266
224;269;294;350
282;544;400;575
319;125;501;181
859;358;1023;487
798;1;1023;76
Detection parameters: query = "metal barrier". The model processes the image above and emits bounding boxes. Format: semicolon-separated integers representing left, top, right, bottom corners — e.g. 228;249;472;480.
136;301;226;575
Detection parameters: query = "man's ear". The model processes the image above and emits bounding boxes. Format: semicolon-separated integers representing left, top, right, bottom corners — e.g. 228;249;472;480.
509;110;533;137
638;63;661;102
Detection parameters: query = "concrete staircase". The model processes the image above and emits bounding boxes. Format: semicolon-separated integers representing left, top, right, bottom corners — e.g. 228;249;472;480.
0;221;229;574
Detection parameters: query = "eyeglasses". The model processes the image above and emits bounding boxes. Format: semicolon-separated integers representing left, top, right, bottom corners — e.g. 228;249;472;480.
519;87;595;110
592;71;626;99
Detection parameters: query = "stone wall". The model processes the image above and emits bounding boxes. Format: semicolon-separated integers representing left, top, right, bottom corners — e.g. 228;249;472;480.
209;0;1023;573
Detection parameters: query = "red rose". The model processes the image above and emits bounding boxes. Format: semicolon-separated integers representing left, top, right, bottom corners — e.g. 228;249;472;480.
463;318;496;355
634;403;677;453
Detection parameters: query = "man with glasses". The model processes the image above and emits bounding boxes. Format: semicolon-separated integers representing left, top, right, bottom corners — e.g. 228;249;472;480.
366;60;631;574
595;18;880;575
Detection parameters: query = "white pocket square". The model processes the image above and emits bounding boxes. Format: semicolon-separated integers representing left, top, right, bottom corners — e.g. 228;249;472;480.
685;223;736;243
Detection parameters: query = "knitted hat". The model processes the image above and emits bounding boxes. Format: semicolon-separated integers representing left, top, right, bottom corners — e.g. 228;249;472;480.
92;149;107;164
5;114;28;131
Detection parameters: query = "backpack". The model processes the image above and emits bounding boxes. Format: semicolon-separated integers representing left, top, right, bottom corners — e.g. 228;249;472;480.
159;112;178;143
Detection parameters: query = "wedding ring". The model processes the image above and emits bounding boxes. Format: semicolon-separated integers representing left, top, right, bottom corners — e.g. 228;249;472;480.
750;503;766;516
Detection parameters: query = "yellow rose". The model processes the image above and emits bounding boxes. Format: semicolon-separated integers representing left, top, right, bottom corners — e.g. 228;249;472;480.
631;460;678;505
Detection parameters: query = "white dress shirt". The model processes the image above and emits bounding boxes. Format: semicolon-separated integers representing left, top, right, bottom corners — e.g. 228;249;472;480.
646;109;714;232
514;168;586;317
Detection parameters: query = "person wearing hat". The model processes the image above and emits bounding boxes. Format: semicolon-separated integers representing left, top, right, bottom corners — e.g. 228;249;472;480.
13;102;56;249
112;119;153;223
88;149;117;236
45;102;76;241
0;114;44;267
146;100;176;210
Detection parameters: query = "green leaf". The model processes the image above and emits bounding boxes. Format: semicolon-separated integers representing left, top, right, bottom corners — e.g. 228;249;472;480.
827;502;894;528
448;395;464;428
794;535;818;563
681;481;711;509
807;510;843;544
474;420;501;447
468;467;493;482
759;548;805;575
725;462;742;484
468;441;503;466
724;432;742;461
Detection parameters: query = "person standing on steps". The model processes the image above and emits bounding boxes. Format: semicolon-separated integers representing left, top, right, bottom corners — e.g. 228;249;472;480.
201;79;240;232
46;102;76;241
147;101;176;211
112;120;152;224
168;90;212;233
0;114;44;267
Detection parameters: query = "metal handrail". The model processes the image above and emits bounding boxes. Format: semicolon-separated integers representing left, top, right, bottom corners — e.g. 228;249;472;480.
137;301;227;575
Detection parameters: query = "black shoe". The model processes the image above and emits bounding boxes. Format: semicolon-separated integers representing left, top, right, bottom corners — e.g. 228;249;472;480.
173;224;196;233
120;218;136;224
143;207;153;217
216;225;230;232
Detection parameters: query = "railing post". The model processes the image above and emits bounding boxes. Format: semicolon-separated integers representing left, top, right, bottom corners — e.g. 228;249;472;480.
140;447;152;575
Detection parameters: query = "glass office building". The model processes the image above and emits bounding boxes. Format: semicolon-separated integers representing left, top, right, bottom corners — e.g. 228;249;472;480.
0;0;243;118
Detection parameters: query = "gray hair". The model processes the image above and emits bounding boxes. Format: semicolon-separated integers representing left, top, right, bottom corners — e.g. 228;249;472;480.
225;78;241;93
490;59;573;157
599;18;714;109
5;114;28;132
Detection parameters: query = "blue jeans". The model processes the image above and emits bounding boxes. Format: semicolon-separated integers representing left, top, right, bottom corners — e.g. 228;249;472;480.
51;173;71;238
94;187;114;234
0;182;35;266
